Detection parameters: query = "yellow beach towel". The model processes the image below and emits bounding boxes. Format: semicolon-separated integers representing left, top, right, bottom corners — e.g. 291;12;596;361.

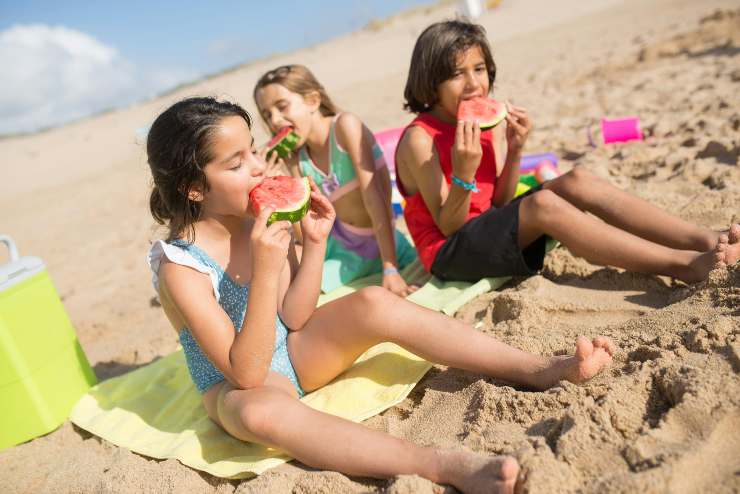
70;260;512;479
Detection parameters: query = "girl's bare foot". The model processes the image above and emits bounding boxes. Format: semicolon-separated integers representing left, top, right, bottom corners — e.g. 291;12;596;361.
532;336;615;390
438;449;520;494
729;223;740;246
684;227;740;282
686;247;721;283
684;224;739;281
715;229;740;268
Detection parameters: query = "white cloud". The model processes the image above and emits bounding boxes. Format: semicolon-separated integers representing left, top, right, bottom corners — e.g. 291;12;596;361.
0;24;196;134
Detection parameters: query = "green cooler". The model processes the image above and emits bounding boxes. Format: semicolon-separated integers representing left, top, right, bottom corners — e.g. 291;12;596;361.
0;235;97;449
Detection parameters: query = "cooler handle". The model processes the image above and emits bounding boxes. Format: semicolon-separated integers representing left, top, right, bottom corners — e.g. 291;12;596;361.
0;235;20;263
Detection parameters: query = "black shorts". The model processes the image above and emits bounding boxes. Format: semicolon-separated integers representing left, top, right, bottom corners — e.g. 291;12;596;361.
430;185;548;282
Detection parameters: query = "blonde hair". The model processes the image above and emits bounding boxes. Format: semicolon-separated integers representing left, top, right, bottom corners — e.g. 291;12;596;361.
253;64;339;122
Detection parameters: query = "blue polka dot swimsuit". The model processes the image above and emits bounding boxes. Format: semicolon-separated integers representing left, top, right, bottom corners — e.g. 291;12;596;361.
151;239;305;396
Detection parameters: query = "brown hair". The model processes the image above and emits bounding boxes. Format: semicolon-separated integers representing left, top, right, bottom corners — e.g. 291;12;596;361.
147;97;252;242
253;64;339;124
403;20;497;113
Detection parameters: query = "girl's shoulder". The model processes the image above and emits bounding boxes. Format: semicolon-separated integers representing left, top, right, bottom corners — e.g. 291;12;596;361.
333;112;367;149
147;239;221;302
397;124;438;171
398;123;435;153
334;111;362;129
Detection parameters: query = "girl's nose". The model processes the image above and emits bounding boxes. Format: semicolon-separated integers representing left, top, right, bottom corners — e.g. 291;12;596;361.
268;111;283;132
253;154;267;175
464;70;480;90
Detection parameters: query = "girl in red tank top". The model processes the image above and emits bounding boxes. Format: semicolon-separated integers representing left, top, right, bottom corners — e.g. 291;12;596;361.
397;111;499;271
396;20;736;284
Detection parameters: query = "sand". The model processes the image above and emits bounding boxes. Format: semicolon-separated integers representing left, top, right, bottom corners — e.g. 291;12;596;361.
1;0;739;492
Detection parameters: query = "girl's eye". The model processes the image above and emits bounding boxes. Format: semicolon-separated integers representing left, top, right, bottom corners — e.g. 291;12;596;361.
230;161;243;170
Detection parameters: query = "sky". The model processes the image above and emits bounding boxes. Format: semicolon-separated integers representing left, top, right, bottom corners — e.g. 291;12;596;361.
0;0;433;135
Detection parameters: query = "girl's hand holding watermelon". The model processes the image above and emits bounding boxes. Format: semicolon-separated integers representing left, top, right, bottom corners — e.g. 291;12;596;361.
504;102;532;157
257;145;288;177
299;177;336;244
451;119;483;182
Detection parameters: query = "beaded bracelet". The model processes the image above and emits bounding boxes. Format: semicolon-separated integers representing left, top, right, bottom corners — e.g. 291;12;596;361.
451;175;479;193
383;267;399;275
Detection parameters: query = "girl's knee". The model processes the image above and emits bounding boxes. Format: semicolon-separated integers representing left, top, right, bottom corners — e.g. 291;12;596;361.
524;189;563;213
355;285;393;308
566;166;594;183
552;167;594;194
238;388;290;439
524;189;564;219
352;286;397;338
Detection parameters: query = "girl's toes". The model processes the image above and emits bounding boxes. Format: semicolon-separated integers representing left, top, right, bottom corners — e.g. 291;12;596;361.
730;224;740;244
593;336;616;356
575;336;594;361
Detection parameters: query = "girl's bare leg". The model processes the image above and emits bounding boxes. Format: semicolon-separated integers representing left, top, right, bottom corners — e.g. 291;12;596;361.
544;167;726;252
517;188;727;283
288;287;614;393
213;378;519;494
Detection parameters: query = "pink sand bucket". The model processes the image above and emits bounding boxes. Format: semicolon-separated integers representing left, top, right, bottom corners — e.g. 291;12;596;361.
590;117;643;145
374;127;406;216
374;127;404;172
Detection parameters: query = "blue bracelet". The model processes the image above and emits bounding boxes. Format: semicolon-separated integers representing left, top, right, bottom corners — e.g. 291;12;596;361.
383;267;399;275
451;175;479;193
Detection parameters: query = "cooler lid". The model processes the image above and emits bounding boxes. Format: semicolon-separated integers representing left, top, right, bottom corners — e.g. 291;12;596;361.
0;236;46;292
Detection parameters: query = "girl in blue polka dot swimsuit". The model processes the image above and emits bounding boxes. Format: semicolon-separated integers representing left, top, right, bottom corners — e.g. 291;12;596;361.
146;96;615;489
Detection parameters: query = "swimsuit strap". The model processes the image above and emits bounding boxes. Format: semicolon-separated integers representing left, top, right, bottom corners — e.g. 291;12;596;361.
169;239;224;278
299;114;388;203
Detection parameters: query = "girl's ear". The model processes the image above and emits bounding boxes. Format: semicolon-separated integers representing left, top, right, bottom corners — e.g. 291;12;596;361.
187;185;204;202
304;90;322;113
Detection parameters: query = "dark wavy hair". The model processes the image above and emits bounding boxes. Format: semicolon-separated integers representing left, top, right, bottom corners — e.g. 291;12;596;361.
147;96;252;241
403;20;497;113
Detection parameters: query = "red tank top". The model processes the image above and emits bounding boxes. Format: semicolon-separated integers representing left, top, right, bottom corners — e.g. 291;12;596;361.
396;112;498;271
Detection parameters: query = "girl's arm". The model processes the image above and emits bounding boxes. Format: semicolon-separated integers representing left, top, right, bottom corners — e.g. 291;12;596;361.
396;122;481;237
492;103;532;207
279;179;335;329
491;123;519;207
158;212;292;390
335;114;398;270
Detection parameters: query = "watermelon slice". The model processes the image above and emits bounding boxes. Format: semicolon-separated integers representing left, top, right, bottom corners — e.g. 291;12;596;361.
457;97;508;129
249;176;311;225
266;127;300;159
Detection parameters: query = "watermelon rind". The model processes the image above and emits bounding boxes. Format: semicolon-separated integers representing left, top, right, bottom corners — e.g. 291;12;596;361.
267;129;301;160
479;110;507;130
457;98;508;130
266;177;311;225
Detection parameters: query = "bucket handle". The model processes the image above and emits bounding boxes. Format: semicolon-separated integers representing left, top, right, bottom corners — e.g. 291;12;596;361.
0;235;20;262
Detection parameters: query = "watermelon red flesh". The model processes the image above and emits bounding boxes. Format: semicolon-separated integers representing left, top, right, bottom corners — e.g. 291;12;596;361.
457;97;507;129
249;176;311;224
267;126;293;147
266;127;300;159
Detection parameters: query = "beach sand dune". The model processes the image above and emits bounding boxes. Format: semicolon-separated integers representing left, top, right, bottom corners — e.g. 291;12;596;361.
1;0;738;492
